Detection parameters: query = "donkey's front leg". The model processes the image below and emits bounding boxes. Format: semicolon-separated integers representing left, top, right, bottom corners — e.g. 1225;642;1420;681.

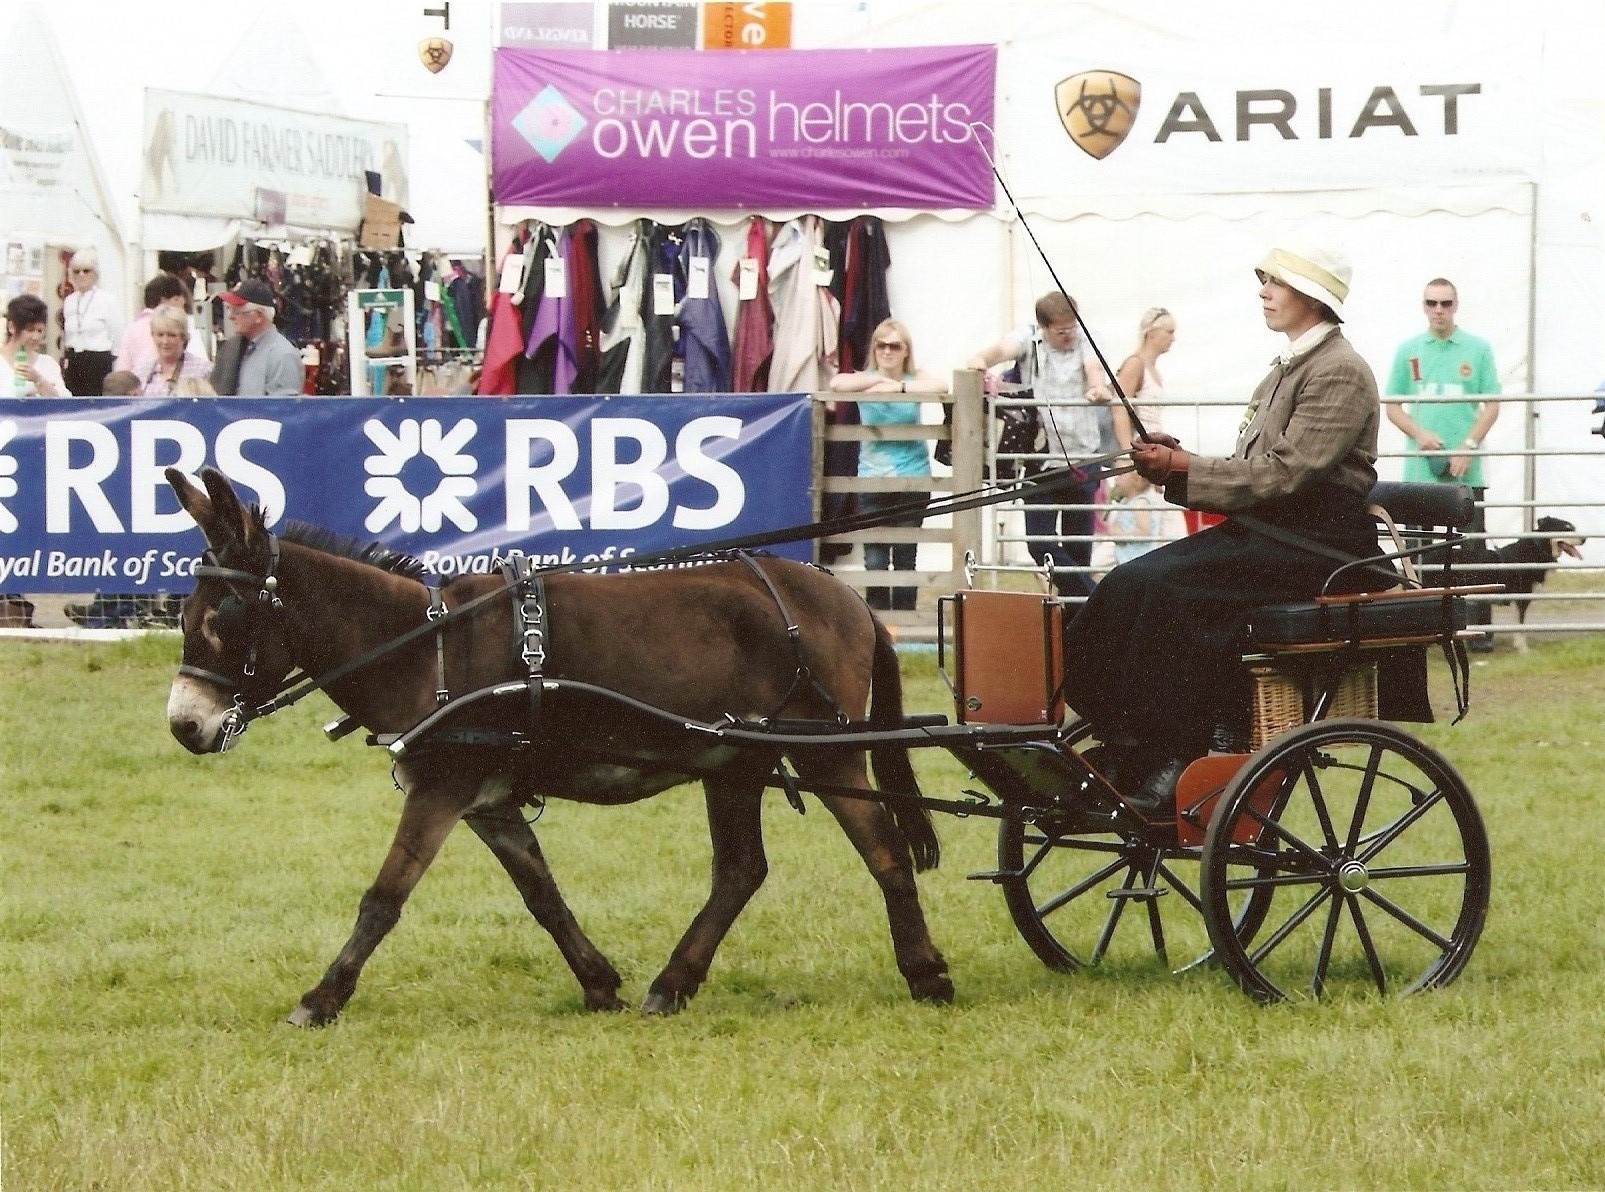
464;801;627;1011
287;779;471;1027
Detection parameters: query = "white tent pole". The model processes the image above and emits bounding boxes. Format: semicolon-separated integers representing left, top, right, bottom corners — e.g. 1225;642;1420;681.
1523;178;1539;535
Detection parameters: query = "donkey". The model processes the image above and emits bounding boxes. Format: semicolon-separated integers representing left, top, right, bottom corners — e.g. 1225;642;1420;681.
164;467;950;1025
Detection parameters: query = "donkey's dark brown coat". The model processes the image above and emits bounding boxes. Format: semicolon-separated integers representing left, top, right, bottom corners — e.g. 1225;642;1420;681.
166;467;949;1024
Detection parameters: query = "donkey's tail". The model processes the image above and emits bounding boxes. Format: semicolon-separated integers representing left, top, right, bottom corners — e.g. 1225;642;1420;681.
868;614;940;872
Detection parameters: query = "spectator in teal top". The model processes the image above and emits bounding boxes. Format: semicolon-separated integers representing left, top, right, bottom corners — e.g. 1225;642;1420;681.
829;317;945;610
1384;277;1500;497
1384;276;1501;647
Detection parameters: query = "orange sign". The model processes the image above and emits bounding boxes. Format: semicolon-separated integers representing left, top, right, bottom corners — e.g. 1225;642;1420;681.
702;2;791;49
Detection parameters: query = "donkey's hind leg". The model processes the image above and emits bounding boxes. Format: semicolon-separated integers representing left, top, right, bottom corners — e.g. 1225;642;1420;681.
641;775;770;1014
464;802;626;1011
288;771;475;1027
802;752;953;1005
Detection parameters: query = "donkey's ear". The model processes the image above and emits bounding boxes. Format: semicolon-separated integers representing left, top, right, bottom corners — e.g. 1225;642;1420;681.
167;467;215;533
199;467;250;540
168;466;243;551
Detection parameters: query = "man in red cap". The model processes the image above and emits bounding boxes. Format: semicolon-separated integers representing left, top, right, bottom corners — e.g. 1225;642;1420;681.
210;279;302;396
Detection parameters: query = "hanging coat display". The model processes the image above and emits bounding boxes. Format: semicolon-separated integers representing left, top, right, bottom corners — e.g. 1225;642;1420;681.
597;219;650;395
524;225;578;394
478;229;532;395
566;219;605;394
515;226;556;393
676;217;731;392
641;222;685;393
729;216;775;393
839;216;893;373
766;215;839;395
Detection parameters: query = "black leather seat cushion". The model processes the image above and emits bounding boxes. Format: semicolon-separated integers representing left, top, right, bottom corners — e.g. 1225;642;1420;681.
1245;594;1468;647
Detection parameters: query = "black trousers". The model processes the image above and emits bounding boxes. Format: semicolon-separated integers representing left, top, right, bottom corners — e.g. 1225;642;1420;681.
63;350;114;396
1062;517;1385;756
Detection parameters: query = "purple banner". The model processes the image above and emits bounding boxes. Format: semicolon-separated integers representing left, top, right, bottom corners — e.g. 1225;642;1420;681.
491;45;997;209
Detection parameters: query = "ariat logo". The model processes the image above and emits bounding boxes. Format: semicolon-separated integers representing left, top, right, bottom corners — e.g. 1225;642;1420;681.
1055;70;1141;160
418;38;454;74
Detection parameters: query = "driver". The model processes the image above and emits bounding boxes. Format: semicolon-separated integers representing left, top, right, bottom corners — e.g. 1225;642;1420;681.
1062;242;1395;815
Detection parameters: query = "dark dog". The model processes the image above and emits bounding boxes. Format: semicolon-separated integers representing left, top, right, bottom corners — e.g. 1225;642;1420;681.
1434;516;1585;651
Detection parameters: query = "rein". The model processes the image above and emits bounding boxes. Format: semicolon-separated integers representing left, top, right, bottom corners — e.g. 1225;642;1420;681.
190;455;1131;739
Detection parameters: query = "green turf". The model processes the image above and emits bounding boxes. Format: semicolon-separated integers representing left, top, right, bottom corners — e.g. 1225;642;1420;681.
3;633;1604;1190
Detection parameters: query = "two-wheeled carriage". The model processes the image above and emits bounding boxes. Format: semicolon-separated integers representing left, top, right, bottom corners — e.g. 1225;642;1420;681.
166;467;1492;1021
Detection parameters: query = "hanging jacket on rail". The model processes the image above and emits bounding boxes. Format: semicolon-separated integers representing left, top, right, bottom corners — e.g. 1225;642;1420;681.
567;219;605;393
597;219;651;394
641;221;685;393
477;228;532;395
676;217;731;393
730;215;775;393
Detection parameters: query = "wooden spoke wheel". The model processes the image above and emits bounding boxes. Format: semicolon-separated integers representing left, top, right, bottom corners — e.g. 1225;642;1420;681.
995;723;1269;976
1200;719;1491;1003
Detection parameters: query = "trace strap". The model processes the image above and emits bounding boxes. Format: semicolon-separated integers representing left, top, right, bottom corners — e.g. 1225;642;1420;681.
194;454;1130;732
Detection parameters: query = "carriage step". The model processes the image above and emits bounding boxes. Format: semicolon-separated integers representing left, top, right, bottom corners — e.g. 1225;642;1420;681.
1107;887;1168;901
966;868;1024;883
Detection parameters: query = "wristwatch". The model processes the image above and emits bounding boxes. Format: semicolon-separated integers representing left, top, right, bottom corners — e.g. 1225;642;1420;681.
1462;438;1481;450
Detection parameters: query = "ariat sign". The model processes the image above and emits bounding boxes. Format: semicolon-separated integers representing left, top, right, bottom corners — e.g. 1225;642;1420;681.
1060;74;1482;158
1012;38;1536;198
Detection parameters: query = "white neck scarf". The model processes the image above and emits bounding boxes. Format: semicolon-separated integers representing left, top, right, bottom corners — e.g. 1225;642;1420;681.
1276;321;1338;366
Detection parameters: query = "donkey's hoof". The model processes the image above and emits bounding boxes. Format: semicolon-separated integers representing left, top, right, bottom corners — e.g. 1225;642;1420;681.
640;989;689;1016
911;975;956;1005
585;990;629;1012
287;1001;336;1028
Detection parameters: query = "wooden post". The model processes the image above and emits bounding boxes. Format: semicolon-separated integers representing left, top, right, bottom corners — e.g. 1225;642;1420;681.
948;368;985;591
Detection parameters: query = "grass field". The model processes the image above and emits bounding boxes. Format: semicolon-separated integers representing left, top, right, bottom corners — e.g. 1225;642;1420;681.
4;632;1605;1190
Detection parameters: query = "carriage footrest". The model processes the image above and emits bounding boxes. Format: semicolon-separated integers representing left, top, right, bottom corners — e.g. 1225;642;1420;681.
1107;887;1168;901
965;868;1025;883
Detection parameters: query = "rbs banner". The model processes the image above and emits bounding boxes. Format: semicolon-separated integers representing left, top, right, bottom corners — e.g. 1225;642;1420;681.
0;394;814;594
491;44;997;209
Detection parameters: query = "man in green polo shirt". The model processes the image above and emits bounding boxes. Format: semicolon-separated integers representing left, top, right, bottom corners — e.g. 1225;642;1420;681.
1384;277;1501;647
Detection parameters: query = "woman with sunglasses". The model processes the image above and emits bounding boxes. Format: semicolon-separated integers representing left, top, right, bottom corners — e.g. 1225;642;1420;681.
829;317;945;610
61;249;123;396
3;294;71;396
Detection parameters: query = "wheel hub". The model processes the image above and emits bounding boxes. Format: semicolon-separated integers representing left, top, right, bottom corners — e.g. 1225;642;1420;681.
1337;859;1369;892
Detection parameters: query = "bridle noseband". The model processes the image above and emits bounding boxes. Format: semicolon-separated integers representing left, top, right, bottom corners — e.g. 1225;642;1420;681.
177;532;289;746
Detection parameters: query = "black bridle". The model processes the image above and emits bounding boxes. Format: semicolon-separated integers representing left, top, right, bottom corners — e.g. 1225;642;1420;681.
176;534;289;748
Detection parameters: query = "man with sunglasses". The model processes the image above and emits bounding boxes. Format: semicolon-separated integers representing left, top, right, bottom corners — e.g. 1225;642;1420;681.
1384;278;1501;646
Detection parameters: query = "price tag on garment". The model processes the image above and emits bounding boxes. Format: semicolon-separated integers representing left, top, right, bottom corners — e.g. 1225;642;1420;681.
810;246;833;288
544;255;567;298
498;254;526;294
424;279;441;303
653;272;676;317
687;257;710;300
738;257;758;300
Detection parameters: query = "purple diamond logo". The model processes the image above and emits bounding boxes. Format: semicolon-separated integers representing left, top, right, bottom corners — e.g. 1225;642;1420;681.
512;84;588;163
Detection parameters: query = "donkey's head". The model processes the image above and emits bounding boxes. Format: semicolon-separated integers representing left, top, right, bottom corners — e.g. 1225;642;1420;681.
165;467;295;754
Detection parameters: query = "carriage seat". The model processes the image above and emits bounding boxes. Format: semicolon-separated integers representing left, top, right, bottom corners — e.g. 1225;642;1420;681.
1242;481;1480;651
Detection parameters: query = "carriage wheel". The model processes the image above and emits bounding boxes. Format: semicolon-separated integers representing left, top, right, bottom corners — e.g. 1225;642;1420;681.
1199;719;1491;1003
995;723;1265;975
